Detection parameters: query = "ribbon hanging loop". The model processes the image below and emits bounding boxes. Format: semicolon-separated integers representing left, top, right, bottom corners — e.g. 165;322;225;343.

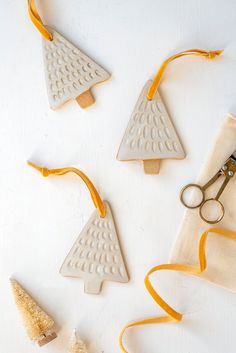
28;0;53;41
147;48;223;100
28;161;106;218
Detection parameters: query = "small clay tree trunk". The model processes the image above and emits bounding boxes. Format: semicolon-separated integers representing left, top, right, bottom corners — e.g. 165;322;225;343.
76;89;95;109
84;279;102;295
143;160;161;174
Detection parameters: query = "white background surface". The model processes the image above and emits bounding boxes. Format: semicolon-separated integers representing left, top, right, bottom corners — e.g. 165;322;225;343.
1;1;236;352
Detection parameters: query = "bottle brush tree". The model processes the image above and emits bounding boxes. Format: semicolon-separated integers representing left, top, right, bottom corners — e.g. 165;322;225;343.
68;329;88;353
10;279;57;346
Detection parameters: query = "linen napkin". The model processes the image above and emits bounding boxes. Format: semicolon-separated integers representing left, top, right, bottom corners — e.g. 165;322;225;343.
171;114;236;292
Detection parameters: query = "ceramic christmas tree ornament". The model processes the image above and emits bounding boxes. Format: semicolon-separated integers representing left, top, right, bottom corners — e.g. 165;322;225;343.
28;0;110;109
42;28;110;110
28;161;129;295
10;279;57;346
60;200;129;294
117;48;223;174
117;80;185;174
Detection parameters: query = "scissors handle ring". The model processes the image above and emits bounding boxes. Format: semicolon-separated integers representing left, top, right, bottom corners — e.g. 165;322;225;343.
180;183;205;209
199;198;225;224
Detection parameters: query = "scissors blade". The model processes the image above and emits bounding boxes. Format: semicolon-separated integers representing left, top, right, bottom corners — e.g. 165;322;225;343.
232;150;236;159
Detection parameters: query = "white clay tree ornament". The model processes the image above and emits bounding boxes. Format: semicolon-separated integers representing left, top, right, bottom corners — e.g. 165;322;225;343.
68;330;87;353
10;279;57;346
60;201;129;294
117;48;223;174
27;162;129;295
42;28;110;109
117;80;185;174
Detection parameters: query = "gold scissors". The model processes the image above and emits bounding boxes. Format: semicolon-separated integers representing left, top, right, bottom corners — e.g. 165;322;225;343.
180;150;236;224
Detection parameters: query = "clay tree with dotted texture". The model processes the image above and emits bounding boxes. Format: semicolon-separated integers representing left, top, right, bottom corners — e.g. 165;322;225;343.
117;49;223;174
43;28;111;109
117;80;185;174
27;161;129;295
60;201;129;294
27;0;110;110
10;279;57;346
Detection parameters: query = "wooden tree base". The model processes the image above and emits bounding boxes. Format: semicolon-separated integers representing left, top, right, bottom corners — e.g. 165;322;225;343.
76;89;95;108
38;332;57;347
143;160;161;174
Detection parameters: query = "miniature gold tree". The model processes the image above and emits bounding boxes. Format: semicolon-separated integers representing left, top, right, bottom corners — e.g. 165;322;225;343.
10;279;57;346
68;329;87;353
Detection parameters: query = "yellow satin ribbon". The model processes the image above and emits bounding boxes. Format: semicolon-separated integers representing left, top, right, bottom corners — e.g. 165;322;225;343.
27;161;106;218
147;48;223;100
120;227;236;353
28;0;53;41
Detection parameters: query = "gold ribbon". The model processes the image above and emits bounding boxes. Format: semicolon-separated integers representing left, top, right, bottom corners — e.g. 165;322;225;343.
120;227;236;353
147;48;223;100
28;0;53;41
27;161;106;218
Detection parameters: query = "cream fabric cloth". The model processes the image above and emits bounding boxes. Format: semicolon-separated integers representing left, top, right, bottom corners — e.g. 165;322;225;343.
171;114;236;292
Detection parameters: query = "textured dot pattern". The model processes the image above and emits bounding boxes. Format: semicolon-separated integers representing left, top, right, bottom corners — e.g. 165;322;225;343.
42;28;110;109
60;201;129;294
117;80;185;161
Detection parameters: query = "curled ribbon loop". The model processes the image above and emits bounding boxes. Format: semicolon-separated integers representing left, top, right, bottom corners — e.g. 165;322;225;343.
28;0;53;41
119;227;236;353
27;161;106;218
147;48;223;100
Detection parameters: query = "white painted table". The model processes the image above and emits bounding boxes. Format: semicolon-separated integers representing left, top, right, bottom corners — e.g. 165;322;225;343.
1;1;236;352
